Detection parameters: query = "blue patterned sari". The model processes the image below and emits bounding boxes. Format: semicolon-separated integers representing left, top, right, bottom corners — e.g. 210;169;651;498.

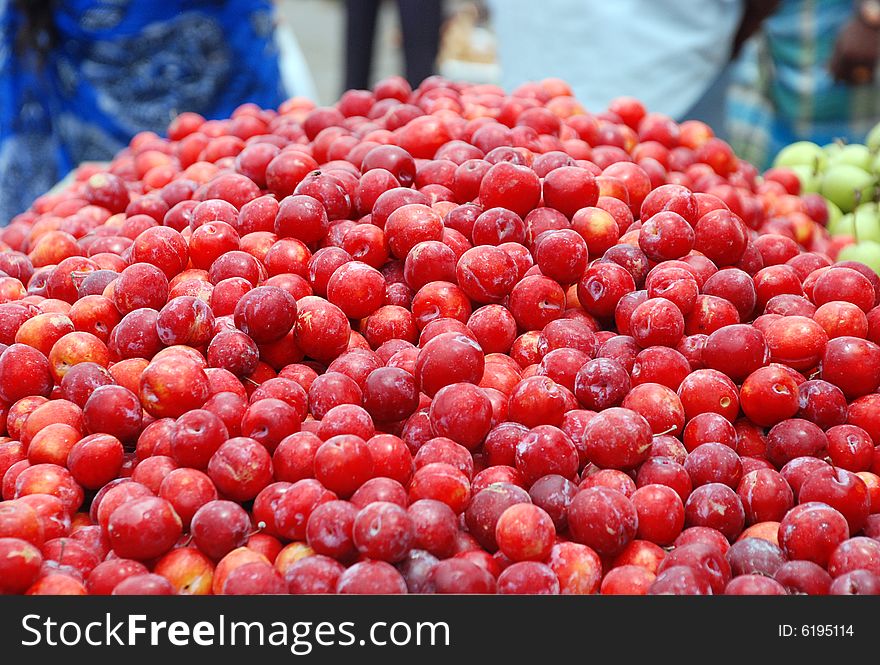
0;0;286;224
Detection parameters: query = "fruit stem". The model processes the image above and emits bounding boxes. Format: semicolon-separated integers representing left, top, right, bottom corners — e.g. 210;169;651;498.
853;199;860;243
652;424;678;437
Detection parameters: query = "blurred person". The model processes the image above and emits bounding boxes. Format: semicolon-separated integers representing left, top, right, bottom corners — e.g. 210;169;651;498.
488;0;778;127
0;0;290;225
727;0;880;168
344;0;443;91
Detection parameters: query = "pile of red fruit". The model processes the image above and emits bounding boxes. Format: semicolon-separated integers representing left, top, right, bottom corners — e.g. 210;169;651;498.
0;75;878;596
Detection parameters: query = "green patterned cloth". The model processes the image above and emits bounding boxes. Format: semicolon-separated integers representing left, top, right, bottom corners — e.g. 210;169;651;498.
727;0;880;168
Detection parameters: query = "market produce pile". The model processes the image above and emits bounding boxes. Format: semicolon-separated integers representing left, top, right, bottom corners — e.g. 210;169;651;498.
774;130;880;275
1;76;879;596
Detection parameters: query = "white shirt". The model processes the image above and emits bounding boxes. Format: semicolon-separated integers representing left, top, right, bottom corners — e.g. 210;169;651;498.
488;0;744;119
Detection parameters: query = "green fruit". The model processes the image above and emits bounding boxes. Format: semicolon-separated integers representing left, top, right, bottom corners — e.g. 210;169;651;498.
856;201;880;217
828;143;873;171
790;165;821;193
827;212;851;236
773;141;827;171
819;164;876;212
823;142;843;160
867;121;880;152
826;199;844;227
827;207;880;241
871;151;880;174
837;241;880;274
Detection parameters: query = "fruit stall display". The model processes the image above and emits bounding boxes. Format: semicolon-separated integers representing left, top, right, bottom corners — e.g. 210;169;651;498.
771;129;880;274
0;75;879;596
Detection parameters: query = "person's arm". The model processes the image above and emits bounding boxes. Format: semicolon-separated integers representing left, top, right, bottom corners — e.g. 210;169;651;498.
829;0;880;84
11;0;55;63
731;0;782;58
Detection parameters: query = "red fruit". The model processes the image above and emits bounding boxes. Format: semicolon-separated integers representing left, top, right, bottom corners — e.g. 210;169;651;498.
208;437;273;502
629;297;684;348
574;358;630;410
774;560;832;595
602;565;656;595
85;172;129;213
826;425;875;472
582;407;652;470
507;376;568;429
514;425;579;485
233;286;297;344
631;345;691;389
778;502;849;567
0;537;43;594
602;162;652;216
799;466;871;535
683;443;742;489
693;209;748;266
682;413;736;454
763;315;827;372
456;246;519;304
684;483;745;541
327;262;386;320
568;487;638;556
702;268;756;321
493;503;556;564
314;435;373;499
294;296;351;363
274;194;330;244
113;263;169;314
241;398;302;452
158;468;217;528
429;558;495;594
472;207;525;246
479;162;541;217
677;369;738;421
0;344;53;403
657;542;730;594
821;336;880;399
131;226;188;279
139;356;211;418
581;468;637;497
169;409;230;470
385;204;443;259
740;365;799;427
67;434;125;490
702;324;768;382
577;262;636;319
646;265;699;315
548;541;603;594
416;332;484;397
632;484;685;546
191;500;252;561
829;570;880;595
508;276;566;331
352;501;414;563
82;384;142;442
638;212;694;261
408;462;471;515
765;419;828;468
737;469;794;524
541;166;599;218
797;379;847;430
813;267;875;312
429;383;493;451
106;497;182;561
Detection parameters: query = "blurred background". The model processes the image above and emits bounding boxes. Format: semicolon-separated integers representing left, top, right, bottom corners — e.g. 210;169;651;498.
3;0;880;225
280;0;498;105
